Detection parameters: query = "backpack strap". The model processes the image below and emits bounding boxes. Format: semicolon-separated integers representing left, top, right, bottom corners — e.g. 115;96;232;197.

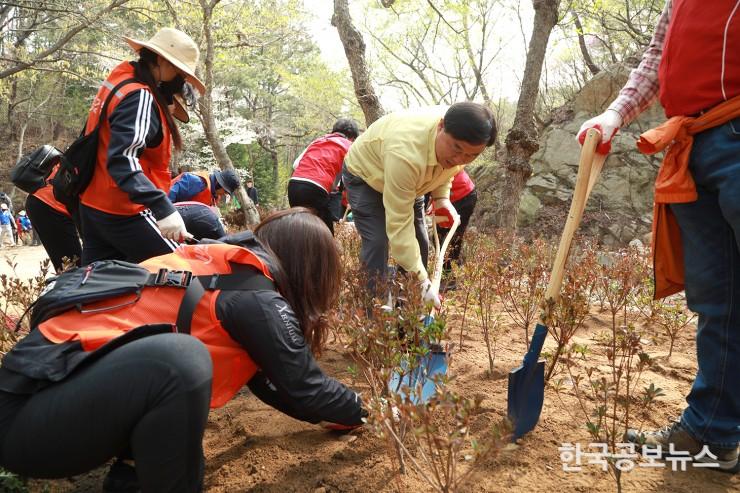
80;78;139;137
175;265;276;335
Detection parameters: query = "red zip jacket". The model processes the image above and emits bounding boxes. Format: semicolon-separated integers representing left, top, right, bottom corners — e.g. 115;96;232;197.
291;133;352;192
449;170;475;203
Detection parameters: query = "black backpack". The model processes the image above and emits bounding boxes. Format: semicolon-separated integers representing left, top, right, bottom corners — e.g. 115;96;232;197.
18;250;275;335
52;78;137;211
10;145;64;194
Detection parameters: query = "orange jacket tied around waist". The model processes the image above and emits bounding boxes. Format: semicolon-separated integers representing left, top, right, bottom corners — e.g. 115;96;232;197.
637;94;740;299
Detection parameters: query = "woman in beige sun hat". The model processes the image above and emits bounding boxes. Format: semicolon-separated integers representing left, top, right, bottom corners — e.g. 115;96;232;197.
77;28;205;268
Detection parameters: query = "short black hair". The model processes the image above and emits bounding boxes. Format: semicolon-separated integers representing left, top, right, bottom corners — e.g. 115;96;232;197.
443;102;497;147
332;118;360;140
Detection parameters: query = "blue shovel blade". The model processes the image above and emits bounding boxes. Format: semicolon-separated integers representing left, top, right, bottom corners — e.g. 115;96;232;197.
388;315;447;404
389;349;448;404
507;323;548;440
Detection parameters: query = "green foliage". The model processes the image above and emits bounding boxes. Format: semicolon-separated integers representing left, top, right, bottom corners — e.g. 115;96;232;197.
0;469;27;493
227;142;279;207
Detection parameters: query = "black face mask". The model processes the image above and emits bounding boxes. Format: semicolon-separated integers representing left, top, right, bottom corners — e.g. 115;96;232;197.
159;75;185;104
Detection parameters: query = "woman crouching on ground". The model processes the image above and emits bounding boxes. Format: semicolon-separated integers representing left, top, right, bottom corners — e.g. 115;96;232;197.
0;207;365;492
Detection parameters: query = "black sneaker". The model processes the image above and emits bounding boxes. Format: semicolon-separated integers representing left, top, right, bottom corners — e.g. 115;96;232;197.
625;420;739;472
102;460;141;493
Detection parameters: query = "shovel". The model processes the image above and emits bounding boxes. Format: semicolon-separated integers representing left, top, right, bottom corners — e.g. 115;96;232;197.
507;128;606;439
389;212;461;404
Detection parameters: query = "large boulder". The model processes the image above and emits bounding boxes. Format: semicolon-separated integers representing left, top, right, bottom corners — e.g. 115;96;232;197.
518;64;666;245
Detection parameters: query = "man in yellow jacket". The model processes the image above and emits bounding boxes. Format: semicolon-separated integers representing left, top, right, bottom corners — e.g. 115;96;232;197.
342;102;496;307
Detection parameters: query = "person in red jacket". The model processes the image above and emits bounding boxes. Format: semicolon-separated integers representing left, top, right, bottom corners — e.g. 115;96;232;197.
0;208;366;492
288;118;360;233
79;28;205;265
436;169;477;290
577;1;739;470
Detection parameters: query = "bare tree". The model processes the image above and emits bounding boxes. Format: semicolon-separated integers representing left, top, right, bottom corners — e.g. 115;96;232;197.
0;0;131;79
571;9;600;76
496;0;560;231
198;0;259;226
332;0;384;126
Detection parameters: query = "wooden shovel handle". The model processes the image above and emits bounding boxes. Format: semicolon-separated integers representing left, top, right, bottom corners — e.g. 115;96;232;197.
543;128;604;304
431;214;460;292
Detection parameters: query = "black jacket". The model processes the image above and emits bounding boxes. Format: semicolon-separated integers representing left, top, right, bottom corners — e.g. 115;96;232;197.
0;233;364;426
103;81;174;219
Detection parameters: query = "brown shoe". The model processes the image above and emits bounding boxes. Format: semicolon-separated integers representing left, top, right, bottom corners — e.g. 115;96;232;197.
626;420;739;471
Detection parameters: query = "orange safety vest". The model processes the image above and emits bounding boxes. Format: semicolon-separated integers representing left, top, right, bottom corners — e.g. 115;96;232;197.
38;243;273;408
170;171;213;206
637;94;740;299
32;165;69;217
80;62;172;216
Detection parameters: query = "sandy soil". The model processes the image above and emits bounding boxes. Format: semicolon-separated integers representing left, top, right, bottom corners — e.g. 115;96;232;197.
7;244;739;493
0;244;53;280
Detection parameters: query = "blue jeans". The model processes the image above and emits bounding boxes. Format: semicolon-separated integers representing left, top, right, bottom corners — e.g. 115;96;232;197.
671;116;740;449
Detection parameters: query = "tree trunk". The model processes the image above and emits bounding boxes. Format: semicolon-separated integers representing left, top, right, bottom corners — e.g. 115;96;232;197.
572;10;600;76
332;0;384;126
10;122;28;201
496;0;560;231
199;0;259;226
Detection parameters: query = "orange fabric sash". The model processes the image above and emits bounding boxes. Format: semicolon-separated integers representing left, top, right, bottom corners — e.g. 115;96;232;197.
637;95;740;299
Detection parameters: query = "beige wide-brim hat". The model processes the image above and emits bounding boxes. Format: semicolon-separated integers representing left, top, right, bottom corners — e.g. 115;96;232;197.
124;27;206;95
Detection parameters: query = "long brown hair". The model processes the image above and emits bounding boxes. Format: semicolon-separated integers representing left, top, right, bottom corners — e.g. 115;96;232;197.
132;48;183;150
254;207;341;355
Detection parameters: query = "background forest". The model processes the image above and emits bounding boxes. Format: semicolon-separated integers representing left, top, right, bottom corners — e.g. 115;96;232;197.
0;0;662;232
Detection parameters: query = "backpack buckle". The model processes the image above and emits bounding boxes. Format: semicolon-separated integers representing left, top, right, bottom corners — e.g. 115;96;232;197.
155;268;193;287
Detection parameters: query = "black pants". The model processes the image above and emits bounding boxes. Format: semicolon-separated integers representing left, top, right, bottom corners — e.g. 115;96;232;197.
287;180;334;234
437;189;477;271
25;194;82;272
342;167;429;296
0;334;212;492
176;204;226;240
80;204;179;264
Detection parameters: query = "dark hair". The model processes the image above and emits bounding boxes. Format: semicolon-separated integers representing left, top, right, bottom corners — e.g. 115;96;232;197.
254;207;341;355
132;48;183;150
332;118;360;141
443;102;497;147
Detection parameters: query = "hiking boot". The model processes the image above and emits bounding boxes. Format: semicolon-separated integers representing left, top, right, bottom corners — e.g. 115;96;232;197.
625;420;739;472
102;460;140;493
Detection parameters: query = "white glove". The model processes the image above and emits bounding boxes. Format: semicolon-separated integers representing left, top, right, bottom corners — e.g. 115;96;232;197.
156;210;190;242
433;197;460;228
420;278;441;309
575;109;623;154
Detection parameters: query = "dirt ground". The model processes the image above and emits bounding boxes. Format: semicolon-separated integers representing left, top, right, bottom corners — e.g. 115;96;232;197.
0;244;52;279
4;244;738;493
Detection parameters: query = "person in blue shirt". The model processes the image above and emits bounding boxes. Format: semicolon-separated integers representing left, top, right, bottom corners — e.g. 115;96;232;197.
0;203;16;248
18;211;32;232
168;169;240;206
